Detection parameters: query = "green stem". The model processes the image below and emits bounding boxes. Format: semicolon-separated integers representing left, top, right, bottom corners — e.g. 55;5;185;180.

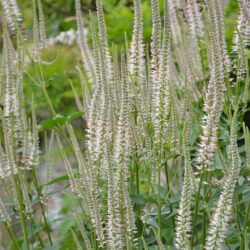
41;85;74;151
20;211;30;250
202;171;208;248
5;223;20;250
164;158;175;228
37;233;45;248
32;171;53;245
135;155;140;196
191;169;205;248
33;171;53;246
92;231;97;250
134;153;142;235
13;175;30;250
242;202;250;249
41;86;56;116
41;86;70;140
157;163;161;238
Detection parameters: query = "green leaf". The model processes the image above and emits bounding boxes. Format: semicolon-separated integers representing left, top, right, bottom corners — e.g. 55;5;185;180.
67;111;84;122
39;114;67;130
38;112;84;131
45;175;69;186
26;224;44;240
59;218;75;236
130;194;145;204
143;216;158;228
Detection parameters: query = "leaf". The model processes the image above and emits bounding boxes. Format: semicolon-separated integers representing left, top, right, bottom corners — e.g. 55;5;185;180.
67;111;84;122
26;224;44;239
130;194;145;204
143;216;158;229
45;175;69;186
38;112;84;131
59;218;75;236
39;114;67;130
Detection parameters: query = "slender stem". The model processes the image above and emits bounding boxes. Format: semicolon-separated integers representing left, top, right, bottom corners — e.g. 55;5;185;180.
135;155;140;196
133;104;142;235
157;163;161;238
32;170;53;245
5;223;20;250
13;175;30;250
164;155;175;228
41;86;56;116
242;202;250;249
202;171;208;248
37;233;45;248
235;190;244;250
33;61;73;152
134;152;142;235
237;205;244;250
92;231;97;250
191;169;205;247
19;211;30;250
30;216;46;248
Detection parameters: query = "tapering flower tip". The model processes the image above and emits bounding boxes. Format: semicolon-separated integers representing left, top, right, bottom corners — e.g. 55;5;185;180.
168;0;181;42
95;0;114;83
150;0;162;78
20;102;39;171
206;0;231;71
233;0;250;52
95;0;106;38
37;0;47;50
152;0;172;145
33;0;48;59
75;0;94;79
129;0;144;76
0;0;23;33
185;0;204;39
